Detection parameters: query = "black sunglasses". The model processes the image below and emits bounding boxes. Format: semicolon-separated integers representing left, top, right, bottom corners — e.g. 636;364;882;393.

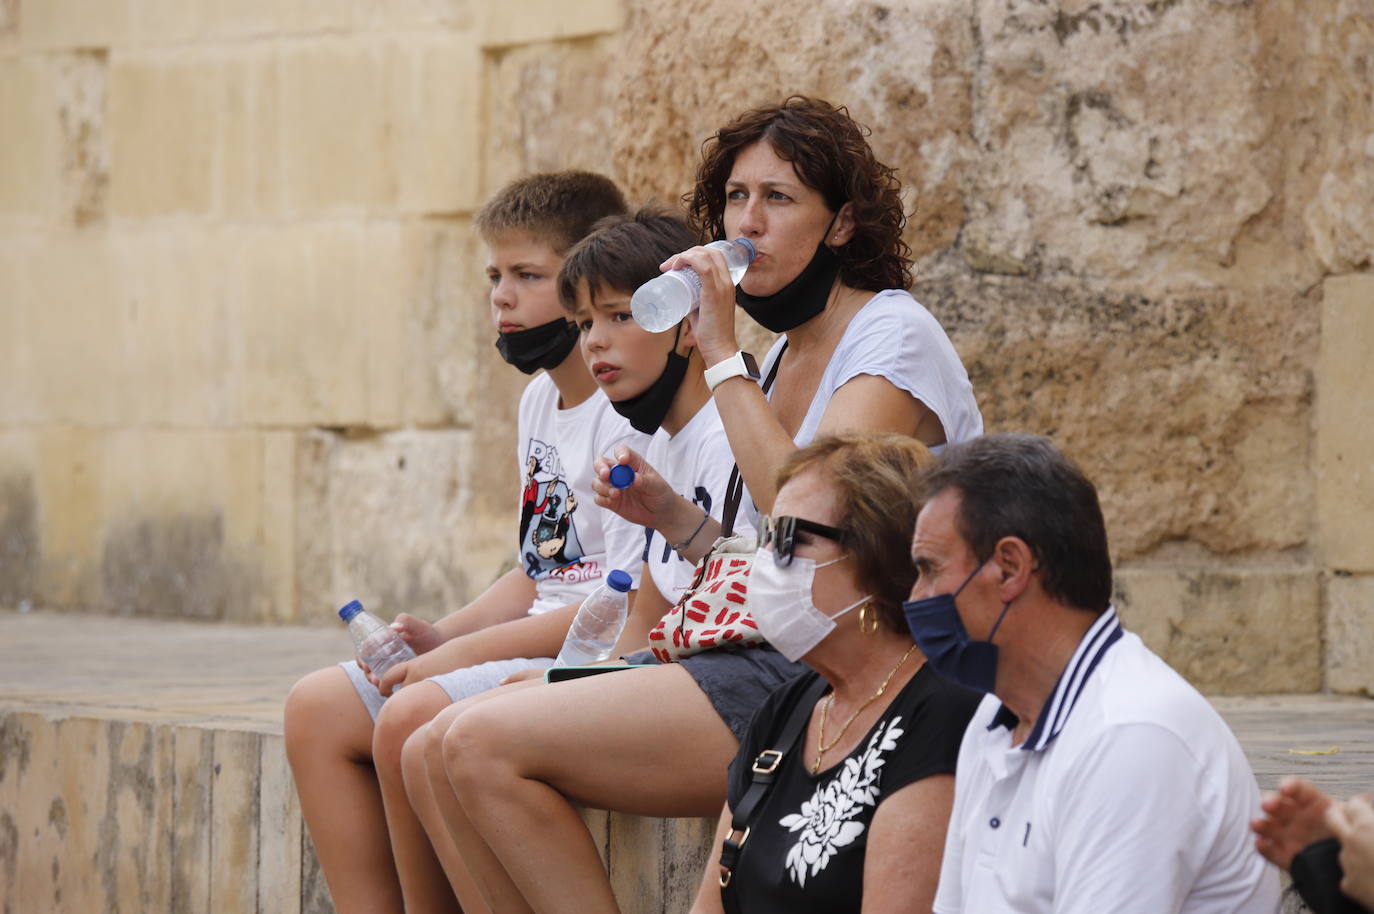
759;515;849;566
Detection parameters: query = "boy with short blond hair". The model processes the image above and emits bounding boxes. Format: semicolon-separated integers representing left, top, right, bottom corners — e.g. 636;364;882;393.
284;170;645;914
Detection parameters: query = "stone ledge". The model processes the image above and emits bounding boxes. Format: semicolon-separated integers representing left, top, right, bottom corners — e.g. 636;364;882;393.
2;610;1371;913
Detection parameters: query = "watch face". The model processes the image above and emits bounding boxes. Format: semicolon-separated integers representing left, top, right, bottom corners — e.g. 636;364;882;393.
741;351;760;379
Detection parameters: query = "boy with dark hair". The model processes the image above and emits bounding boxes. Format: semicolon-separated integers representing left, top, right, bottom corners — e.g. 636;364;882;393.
560;204;744;636
283;170;646;914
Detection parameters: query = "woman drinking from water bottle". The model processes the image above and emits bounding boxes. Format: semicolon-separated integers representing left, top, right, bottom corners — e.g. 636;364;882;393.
405;96;984;913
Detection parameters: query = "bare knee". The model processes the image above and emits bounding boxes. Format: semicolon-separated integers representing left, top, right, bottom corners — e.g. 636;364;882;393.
284;666;363;761
441;704;517;798
373;683;449;778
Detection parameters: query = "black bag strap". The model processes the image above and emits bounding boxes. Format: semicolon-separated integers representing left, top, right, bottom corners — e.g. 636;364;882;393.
719;342;788;538
718;673;829;910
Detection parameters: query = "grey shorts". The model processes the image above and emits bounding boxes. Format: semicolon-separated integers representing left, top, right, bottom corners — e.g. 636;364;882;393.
624;646;810;744
340;656;556;721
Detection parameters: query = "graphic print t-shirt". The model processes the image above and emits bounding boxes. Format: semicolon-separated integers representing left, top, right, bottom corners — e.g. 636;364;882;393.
722;664;981;914
517;374;649;615
640;398;745;604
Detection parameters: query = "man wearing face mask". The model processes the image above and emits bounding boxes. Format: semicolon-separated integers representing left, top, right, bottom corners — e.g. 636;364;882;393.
905;434;1280;914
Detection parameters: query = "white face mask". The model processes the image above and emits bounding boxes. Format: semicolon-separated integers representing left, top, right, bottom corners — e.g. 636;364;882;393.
747;547;870;662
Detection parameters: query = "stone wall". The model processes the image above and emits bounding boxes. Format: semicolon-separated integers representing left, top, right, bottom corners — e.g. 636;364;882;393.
1;0;1371;693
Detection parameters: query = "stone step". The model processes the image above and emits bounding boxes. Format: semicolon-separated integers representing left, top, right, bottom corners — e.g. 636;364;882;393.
2;609;1371;912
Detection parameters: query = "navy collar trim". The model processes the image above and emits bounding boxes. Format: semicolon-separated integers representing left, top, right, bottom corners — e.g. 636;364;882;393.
986;605;1123;752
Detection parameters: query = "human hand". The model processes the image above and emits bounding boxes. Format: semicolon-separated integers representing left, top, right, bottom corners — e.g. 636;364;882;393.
1252;776;1334;871
662;245;739;365
499;666;548;686
377;658;427;698
592;446;678;529
389;613;442;655
1326;794;1374;907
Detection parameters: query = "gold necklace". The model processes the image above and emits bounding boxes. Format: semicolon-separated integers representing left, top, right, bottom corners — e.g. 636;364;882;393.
812;643;919;774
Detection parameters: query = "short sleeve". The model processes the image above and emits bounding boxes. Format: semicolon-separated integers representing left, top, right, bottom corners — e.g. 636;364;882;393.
823;291;982;446
876;671;983;796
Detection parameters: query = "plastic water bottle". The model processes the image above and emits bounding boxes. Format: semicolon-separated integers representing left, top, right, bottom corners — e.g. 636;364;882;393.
631;238;757;332
554;569;634;666
338;600;416;680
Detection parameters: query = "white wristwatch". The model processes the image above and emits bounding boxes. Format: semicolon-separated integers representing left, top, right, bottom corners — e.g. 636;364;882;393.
704;351;761;392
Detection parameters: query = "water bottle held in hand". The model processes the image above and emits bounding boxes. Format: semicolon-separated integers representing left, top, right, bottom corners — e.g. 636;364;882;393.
339;600;416;681
631;238;757;333
554;569;634;666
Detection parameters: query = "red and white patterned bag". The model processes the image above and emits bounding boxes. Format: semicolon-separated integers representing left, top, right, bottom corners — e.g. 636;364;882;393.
646;533;766;662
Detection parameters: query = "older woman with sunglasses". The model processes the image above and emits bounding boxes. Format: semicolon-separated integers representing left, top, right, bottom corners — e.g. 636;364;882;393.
693;434;980;914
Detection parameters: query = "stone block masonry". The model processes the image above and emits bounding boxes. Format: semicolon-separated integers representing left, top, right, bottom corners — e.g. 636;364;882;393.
0;0;1372;701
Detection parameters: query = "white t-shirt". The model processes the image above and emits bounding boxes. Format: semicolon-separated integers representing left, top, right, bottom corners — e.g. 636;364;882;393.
933;607;1281;914
759;288;983;450
516;373;650;615
641;398;746;604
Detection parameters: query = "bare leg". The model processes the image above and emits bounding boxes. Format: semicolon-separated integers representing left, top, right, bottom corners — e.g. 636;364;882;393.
372;680;463;914
284;666;402;914
421;684;545;913
443;665;738;914
403;704;503;914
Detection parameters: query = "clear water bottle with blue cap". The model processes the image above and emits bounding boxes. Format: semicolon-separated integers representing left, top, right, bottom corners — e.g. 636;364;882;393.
554;569;635;666
338;600;416;681
631;238;757;332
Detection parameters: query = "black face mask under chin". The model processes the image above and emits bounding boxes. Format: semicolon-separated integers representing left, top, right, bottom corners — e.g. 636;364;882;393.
609;335;691;435
735;237;843;334
494;318;580;375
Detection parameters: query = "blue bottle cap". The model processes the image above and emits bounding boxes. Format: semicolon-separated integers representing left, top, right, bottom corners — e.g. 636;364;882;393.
732;237;758;261
606;569;633;593
609;464;635;489
338;600;364;622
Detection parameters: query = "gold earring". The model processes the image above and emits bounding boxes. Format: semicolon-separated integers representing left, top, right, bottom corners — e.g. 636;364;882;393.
858;602;879;635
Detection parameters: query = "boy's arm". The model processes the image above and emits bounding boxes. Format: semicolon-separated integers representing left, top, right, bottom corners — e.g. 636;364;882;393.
611;562;670;656
430;567;539;642
380;600;579;694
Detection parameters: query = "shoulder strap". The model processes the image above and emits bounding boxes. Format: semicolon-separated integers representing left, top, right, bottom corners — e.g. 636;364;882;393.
719;342;788;538
718;673;829;911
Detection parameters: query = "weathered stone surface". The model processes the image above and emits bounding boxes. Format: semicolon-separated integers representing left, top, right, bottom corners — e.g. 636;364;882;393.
108;53;219;217
1114;566;1322;694
0;57;59;221
234;223;407;427
394;34;483;215
211;730;262;914
608;813;717;914
257;734;303;911
1326;574;1374;696
481;34;623;197
34;425;102;609
55;49;108;226
291;428;484;624
278;39;394;214
477;0;621;48
921;274;1316;560
1316;274;1374;573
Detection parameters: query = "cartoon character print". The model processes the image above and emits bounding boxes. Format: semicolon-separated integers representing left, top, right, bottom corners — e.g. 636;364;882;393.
519;439;586;579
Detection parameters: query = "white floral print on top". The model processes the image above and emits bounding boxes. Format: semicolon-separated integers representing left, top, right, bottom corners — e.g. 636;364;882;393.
778;716;905;886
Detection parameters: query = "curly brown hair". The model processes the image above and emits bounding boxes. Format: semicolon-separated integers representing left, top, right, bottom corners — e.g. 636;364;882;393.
775;433;934;632
686;96;913;292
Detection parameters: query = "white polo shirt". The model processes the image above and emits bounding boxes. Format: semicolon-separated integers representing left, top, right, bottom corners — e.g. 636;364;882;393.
933;607;1280;914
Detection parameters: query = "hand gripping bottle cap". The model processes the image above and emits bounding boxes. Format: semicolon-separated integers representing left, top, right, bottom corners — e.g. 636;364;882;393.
609;464;635;490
